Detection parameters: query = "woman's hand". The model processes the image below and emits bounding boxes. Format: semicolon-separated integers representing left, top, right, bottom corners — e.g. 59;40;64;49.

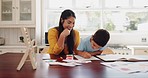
61;29;71;37
57;28;71;49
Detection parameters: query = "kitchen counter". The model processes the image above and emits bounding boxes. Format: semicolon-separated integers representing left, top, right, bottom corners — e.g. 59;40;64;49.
127;45;148;55
111;48;132;55
107;44;132;55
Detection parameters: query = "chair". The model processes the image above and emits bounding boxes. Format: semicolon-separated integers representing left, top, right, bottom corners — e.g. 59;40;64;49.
16;27;37;70
102;47;114;54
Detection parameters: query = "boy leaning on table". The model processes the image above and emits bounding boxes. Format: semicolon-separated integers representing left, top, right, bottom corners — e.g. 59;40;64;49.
77;29;110;58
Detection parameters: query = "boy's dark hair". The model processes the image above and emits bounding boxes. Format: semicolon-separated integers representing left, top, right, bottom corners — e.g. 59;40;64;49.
93;29;110;47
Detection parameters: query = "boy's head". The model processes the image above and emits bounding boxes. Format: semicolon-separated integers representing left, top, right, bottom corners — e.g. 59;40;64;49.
92;29;110;47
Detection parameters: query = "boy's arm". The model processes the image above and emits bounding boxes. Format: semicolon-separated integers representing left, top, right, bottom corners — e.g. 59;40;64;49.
88;50;103;56
77;50;102;58
89;46;107;56
77;51;92;58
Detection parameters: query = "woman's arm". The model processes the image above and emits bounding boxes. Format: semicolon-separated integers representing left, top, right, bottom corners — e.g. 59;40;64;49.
77;50;102;58
48;28;71;55
57;29;70;49
48;28;64;55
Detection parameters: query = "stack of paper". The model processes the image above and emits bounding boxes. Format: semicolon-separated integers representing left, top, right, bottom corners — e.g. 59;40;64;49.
74;55;100;60
101;62;148;74
97;55;148;62
44;59;91;67
42;54;95;67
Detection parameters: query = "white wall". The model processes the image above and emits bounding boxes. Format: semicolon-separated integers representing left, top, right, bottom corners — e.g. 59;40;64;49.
109;33;148;45
0;28;35;45
80;31;148;46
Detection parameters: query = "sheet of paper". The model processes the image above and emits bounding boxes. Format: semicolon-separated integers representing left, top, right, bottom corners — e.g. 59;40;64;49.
74;55;100;60
42;54;50;60
42;54;92;67
97;54;148;62
45;60;82;67
101;62;148;74
63;59;91;63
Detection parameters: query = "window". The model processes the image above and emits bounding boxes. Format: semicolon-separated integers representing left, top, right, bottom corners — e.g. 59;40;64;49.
103;10;148;32
43;0;148;34
105;0;129;8
45;10;101;34
48;0;72;9
133;0;148;8
45;11;61;29
75;11;101;33
75;0;100;9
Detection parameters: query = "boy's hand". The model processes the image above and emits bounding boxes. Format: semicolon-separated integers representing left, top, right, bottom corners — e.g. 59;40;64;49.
81;52;92;58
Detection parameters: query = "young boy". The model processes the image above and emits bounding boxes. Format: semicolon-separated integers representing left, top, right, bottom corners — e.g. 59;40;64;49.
77;29;110;58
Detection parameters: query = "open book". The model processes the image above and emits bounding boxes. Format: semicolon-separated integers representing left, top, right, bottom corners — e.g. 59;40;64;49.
74;55;100;60
96;54;148;62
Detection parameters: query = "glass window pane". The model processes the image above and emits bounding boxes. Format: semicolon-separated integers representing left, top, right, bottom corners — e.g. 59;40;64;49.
1;0;12;21
76;0;100;8
105;0;129;8
44;0;148;34
20;13;31;20
20;0;31;21
103;10;148;32
46;11;101;34
46;11;61;29
133;0;148;8
20;0;31;13
75;11;101;33
48;0;72;9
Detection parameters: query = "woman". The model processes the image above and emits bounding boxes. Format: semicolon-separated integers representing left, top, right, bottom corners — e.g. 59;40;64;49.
48;9;80;59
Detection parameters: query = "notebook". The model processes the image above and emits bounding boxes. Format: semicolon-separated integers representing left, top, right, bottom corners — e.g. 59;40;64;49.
96;54;148;62
74;55;100;60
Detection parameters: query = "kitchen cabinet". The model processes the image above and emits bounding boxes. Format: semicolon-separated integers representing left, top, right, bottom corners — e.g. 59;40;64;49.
111;48;132;55
0;0;35;53
0;28;35;53
127;46;148;55
0;45;26;54
0;48;25;54
0;0;35;26
0;49;7;54
134;49;148;55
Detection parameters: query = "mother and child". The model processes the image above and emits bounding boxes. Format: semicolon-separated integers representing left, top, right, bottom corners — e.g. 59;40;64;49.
47;9;110;59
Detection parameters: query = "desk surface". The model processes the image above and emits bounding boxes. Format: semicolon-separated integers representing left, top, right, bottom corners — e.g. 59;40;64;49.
0;53;148;78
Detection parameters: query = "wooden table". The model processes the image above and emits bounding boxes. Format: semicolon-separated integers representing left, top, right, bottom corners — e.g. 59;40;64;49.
0;53;148;78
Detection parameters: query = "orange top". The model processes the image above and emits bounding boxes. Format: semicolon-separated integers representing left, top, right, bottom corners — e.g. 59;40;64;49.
47;28;80;55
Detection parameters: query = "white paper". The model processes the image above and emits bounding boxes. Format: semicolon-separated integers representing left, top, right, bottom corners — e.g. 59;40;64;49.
42;54;50;60
74;55;100;60
97;55;148;61
63;59;91;63
101;62;148;74
45;61;82;67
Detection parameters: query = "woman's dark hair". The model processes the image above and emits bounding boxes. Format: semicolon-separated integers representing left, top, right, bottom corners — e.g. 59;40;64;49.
93;29;110;47
55;9;76;54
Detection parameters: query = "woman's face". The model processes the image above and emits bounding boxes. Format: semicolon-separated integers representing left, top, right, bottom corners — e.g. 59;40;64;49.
62;16;75;30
